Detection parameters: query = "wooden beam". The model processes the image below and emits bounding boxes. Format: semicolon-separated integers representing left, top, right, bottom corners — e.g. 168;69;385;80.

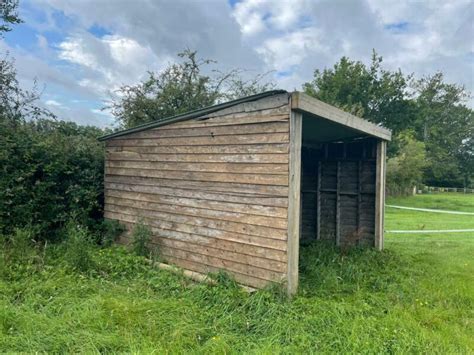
357;160;362;234
291;92;392;141
287;110;303;296
316;161;321;240
336;161;341;246
375;140;387;250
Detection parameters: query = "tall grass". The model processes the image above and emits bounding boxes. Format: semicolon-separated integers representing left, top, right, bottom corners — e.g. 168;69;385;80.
1;226;473;352
1;194;473;352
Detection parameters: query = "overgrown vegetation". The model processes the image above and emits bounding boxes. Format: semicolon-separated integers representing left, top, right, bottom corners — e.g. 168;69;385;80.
130;222;153;257
1;195;473;352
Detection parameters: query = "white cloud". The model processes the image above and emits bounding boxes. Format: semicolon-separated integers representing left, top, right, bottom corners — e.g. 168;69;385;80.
257;27;326;71
3;0;472;128
45;99;63;107
57;32;170;97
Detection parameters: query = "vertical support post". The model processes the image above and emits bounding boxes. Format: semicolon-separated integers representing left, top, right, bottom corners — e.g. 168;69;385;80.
287;110;302;297
316;161;321;240
357;160;362;234
336;161;341;246
375;140;387;250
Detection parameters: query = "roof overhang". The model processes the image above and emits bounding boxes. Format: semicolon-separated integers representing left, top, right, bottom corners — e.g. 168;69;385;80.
291;92;391;141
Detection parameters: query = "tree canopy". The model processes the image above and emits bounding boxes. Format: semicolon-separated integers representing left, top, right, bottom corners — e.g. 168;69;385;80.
109;49;275;129
303;52;473;189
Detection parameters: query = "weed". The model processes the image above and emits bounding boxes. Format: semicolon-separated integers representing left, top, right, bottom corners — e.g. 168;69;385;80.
63;222;94;272
100;219;126;247
130;222;153;257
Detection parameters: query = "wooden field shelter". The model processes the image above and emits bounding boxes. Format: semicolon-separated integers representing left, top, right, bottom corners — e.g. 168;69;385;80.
99;90;391;295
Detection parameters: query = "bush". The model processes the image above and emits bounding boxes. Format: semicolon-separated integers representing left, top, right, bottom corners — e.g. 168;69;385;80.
63;222;95;272
130;222;153;257
0;227;45;279
99;219;126;247
0;119;106;239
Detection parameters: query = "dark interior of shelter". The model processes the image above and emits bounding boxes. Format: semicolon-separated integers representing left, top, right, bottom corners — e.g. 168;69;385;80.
300;114;378;247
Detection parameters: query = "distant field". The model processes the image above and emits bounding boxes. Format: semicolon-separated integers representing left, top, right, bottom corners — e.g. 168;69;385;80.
388;192;474;212
1;193;473;353
386;193;474;232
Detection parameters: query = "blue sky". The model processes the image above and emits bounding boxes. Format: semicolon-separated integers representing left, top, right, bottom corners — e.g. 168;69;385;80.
2;0;473;127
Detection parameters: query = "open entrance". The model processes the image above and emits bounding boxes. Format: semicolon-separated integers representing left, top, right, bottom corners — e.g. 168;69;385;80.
300;113;378;248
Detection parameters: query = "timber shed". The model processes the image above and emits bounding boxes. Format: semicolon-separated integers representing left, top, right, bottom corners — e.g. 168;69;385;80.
99;90;391;295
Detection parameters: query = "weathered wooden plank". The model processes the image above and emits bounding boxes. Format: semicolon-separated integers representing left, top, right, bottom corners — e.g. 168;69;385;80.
106;143;289;155
157;240;286;273
123;121;289;139
105;182;288;207
157;245;285;282
107;133;289;147
105;196;288;229
105;160;288;175
105;189;287;218
316;161;321;240
120;223;286;269
105;175;289;197
336;161;341;246
107;151;289;164
159;254;271;289
121;228;286;273
197;94;289;119
105;204;286;241
375;140;387;250
105;167;289;186
287;110;302;296
106;210;287;250
166;113;289;129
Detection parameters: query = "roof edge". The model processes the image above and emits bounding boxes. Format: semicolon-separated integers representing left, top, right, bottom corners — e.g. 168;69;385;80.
291;91;392;141
98;90;288;141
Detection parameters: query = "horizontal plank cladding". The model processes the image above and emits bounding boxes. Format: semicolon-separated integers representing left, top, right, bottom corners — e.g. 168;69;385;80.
105;160;288;175
106;143;289;155
105;175;289;197
118;235;284;288
105;209;286;250
105;97;290;289
105;189;287;218
105;182;288;208
119;224;286;272
122;121;289;140
107;132;289;147
163;255;277;289
105;211;286;253
168;113;289;130
105;196;287;230
106;151;289;164
105;167;288;186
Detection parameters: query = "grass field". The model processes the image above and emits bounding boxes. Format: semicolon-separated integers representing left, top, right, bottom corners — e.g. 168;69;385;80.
1;193;473;353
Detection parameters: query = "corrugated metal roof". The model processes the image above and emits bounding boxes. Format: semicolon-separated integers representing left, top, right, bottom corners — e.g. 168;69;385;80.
98;90;288;141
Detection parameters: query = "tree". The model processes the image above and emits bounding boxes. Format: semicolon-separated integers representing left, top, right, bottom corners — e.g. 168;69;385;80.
0;0;22;35
386;131;427;195
303;51;413;136
109;49;274;128
412;73;473;187
303;51;473;188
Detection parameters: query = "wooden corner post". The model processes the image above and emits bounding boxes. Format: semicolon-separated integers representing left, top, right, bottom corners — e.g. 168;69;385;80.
287;110;302;296
375;140;387;250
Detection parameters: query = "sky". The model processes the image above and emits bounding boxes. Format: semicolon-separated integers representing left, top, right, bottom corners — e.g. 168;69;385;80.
1;0;473;128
